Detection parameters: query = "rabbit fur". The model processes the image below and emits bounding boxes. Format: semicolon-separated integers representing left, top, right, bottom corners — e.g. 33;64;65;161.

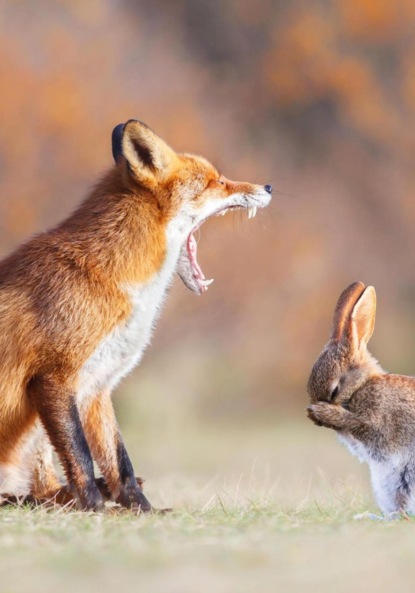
307;281;415;515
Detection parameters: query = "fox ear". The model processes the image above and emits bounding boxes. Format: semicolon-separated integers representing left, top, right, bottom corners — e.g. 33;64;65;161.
331;281;366;342
351;286;376;351
112;123;125;163
118;120;176;184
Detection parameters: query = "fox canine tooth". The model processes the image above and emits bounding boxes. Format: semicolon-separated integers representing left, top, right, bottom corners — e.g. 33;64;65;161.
202;279;214;286
248;206;257;219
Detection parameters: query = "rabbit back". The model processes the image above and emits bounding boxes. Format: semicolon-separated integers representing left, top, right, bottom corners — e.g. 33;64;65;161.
307;281;415;515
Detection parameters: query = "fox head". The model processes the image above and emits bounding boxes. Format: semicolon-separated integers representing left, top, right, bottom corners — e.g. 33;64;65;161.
112;120;272;294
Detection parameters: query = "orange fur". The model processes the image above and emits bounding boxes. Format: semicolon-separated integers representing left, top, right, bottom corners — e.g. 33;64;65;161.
81;391;121;496
0;120;272;509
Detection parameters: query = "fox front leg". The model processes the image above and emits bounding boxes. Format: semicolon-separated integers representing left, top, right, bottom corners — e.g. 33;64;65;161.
81;391;152;512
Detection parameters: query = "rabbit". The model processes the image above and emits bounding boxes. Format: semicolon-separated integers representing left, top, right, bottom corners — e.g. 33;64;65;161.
307;281;415;516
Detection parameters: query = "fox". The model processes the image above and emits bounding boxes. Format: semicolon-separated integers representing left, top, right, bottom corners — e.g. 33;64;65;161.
0;120;272;511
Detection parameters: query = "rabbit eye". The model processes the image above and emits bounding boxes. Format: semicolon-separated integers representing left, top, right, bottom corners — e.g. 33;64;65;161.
329;385;339;401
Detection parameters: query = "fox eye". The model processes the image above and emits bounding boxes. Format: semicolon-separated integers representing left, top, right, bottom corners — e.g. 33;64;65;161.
329;384;339;401
206;178;225;190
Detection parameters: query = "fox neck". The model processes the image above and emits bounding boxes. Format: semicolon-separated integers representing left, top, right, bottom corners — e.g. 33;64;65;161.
73;174;189;403
57;167;186;288
75;220;185;407
129;217;185;296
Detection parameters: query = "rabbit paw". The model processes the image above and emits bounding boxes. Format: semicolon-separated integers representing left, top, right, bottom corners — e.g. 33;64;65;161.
353;511;409;522
306;404;324;426
307;402;349;429
353;511;385;521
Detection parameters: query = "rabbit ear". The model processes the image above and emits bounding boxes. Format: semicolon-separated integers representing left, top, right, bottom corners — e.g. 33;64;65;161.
331;282;366;342
351;286;377;351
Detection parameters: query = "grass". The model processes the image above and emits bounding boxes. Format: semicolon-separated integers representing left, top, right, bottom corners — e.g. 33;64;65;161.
1;413;415;593
0;494;414;593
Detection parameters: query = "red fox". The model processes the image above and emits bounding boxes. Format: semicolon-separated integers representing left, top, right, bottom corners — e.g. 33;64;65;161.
0;120;272;510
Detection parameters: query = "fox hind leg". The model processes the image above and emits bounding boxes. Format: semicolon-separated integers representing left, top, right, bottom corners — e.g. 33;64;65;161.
28;375;104;511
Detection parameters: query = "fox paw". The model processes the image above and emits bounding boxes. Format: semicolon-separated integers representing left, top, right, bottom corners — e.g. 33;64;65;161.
95;476;145;501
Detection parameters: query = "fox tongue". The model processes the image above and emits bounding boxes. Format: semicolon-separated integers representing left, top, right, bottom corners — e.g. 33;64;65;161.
188;234;205;281
181;233;214;294
177;232;214;294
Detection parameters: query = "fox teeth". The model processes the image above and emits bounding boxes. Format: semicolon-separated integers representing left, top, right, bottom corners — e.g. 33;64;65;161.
248;206;257;219
202;278;214;287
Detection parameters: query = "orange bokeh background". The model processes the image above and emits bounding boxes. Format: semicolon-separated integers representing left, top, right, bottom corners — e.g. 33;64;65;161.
1;0;414;420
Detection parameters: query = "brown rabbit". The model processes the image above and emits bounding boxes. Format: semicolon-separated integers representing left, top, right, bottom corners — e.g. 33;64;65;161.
307;281;415;516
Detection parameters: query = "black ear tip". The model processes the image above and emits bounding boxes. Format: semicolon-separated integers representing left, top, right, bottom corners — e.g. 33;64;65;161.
112;123;125;163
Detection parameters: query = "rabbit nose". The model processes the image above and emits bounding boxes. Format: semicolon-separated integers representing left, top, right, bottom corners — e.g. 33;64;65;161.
264;184;273;194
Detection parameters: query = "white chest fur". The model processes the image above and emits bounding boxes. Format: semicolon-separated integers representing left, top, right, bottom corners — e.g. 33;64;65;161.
337;433;415;514
336;433;371;464
77;221;185;409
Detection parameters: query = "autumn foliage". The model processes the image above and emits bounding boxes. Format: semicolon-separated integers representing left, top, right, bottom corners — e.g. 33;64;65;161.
0;0;414;416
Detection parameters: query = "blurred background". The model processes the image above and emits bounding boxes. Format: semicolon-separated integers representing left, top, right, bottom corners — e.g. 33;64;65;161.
1;0;415;505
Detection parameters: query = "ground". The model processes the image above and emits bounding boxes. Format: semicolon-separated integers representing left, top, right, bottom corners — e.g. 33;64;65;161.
1;408;414;593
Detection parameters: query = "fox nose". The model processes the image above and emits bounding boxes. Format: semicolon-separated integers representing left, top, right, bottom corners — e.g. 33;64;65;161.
264;184;273;194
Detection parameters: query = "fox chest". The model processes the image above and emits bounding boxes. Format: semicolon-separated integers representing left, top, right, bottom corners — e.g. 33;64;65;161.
76;274;174;407
75;222;184;408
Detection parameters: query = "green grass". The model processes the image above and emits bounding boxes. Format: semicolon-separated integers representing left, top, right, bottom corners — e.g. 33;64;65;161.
0;494;414;593
1;413;415;593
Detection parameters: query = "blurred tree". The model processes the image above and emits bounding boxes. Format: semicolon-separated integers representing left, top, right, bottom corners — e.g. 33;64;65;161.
0;0;413;416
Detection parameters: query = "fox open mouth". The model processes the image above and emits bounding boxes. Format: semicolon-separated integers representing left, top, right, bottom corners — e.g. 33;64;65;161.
177;205;259;295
